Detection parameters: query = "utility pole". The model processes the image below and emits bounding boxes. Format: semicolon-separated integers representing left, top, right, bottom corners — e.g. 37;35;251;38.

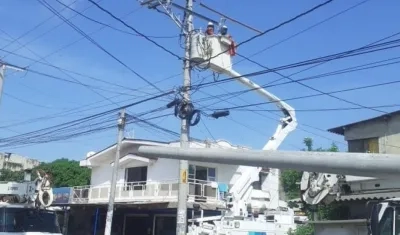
104;109;126;235
0;63;24;106
177;0;193;234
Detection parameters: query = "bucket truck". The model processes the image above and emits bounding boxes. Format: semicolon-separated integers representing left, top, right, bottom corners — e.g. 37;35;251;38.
183;30;299;234
137;139;400;235
0;169;61;234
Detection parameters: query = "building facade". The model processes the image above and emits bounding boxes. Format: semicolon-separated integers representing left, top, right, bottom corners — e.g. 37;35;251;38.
328;110;400;154
63;138;290;235
0;152;40;171
324;110;400;219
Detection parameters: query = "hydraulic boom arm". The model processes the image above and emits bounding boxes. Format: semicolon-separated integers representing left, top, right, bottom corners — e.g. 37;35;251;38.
220;68;297;215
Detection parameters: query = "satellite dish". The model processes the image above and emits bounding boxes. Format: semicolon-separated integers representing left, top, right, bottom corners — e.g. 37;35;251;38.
86;151;96;158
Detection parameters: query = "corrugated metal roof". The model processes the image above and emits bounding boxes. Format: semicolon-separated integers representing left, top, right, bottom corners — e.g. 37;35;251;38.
289;191;400;203
337;191;400;201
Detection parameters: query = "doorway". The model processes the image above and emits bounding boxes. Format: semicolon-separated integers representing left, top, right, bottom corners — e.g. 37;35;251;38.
123;214;149;235
153;215;176;235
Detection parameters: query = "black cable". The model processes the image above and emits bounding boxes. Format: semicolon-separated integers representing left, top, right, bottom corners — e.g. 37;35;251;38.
230;104;400;113
0;48;156;95
212;80;400;111
37;0;166;94
179;0;370;88
236;51;387;114
191;37;400;90
0;0;80;56
200;0;335;64
86;0;183;60
0;90;174;143
232;0;371;68
195;56;400;104
55;0;179;39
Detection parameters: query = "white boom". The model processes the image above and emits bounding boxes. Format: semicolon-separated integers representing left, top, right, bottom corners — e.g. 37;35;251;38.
190;30;298;216
222;69;297;216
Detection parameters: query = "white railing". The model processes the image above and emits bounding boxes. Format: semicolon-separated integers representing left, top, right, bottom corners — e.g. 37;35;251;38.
70;179;221;204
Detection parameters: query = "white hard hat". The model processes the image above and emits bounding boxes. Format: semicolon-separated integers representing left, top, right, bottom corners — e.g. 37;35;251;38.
207;22;214;26
222;25;228;29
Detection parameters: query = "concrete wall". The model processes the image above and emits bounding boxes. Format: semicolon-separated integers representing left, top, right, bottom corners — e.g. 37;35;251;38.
343;114;400;154
0;153;40;171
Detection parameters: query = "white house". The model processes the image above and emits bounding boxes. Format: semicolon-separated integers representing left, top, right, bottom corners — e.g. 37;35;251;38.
68;138;289;235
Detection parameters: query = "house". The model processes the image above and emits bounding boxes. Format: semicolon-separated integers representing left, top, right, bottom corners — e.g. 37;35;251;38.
311;110;400;219
328;110;400;154
65;138;288;235
0;152;40;171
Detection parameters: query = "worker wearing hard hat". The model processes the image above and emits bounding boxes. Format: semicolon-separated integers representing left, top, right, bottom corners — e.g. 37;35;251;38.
205;22;214;35
220;25;237;56
220;25;228;36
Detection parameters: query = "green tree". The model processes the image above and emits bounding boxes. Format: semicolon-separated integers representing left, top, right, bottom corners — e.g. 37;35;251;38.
0;169;24;181
34;158;91;187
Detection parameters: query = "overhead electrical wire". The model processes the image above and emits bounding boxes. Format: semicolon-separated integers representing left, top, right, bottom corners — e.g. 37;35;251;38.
0;91;174;148
232;104;400;113
86;0;183;60
55;0;179;39
37;0;166;94
0;0;80;58
200;0;335;64
232;0;371;67
211;80;400;111
185;0;372;90
190;37;400;91
0;48;156;95
235;49;387;113
194;55;400;105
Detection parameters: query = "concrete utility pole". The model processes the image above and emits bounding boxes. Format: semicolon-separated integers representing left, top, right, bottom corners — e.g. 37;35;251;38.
0;63;24;106
104;109;126;235
136;146;400;178
177;0;193;234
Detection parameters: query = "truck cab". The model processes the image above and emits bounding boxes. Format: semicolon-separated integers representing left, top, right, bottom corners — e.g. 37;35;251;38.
369;199;400;235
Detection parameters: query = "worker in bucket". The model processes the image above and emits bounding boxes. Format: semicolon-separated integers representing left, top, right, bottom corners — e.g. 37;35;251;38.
220;25;237;56
205;22;214;35
220;25;228;36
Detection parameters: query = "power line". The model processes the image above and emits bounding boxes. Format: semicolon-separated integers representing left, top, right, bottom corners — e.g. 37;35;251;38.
185;0;371;90
211;80;400;111
201;0;335;64
236;49;388;113
55;0;179;39
195;56;400;104
232;0;371;67
0;91;174;147
191;37;400;90
230;104;400;113
86;0;183;60
37;0;166;93
0;0;80;58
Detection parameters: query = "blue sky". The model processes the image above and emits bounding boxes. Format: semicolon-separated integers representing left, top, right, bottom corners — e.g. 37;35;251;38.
0;0;399;162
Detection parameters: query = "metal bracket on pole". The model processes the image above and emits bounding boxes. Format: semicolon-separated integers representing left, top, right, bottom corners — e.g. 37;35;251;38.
0;63;25;106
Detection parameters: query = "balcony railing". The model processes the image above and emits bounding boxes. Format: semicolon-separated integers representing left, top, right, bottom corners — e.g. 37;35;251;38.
70;179;221;204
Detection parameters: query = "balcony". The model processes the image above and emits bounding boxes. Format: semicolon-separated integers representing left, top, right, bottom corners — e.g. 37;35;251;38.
70;179;222;205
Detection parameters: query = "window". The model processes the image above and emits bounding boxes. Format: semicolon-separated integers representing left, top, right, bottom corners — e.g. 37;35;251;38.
2;208;60;233
125;166;147;182
378;207;394;235
188;165;216;182
348;137;379;153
